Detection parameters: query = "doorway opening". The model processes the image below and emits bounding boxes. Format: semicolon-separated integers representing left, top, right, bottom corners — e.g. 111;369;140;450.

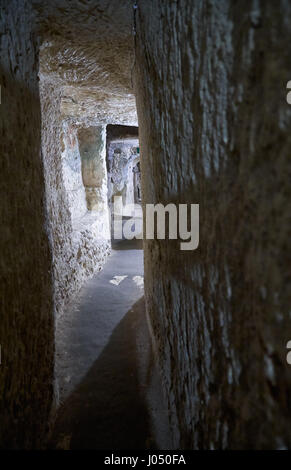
106;124;143;250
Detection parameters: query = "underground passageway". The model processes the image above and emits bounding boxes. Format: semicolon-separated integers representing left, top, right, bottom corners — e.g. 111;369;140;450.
52;240;171;449
1;0;291;451
51;121;160;448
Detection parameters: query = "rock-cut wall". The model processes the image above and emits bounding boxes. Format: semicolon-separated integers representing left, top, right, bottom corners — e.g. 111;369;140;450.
135;0;291;449
40;84;111;317
0;0;55;448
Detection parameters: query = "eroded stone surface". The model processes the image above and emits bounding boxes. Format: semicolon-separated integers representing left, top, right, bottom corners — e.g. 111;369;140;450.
40;89;111;318
0;0;54;449
36;1;136;323
106;125;140;222
107;143;139;209
35;0;138;126
0;0;135;450
135;0;291;450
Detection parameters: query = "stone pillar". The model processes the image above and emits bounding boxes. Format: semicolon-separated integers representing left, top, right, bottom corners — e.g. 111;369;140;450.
78;126;110;240
78;126;108;212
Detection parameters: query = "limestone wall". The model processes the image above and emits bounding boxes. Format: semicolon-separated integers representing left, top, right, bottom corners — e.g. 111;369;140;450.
0;0;54;448
40;85;111;317
0;0;131;449
107;142;139;214
135;0;291;449
61;122;88;222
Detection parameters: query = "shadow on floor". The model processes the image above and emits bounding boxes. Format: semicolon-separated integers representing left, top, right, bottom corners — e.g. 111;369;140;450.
111;238;143;250
49;298;156;450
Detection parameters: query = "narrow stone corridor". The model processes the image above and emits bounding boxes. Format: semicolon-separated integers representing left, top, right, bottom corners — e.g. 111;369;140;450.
51;240;171;450
1;0;291;452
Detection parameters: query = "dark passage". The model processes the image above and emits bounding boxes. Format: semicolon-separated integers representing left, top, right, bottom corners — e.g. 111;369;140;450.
51;299;152;449
2;0;291;451
50;242;171;450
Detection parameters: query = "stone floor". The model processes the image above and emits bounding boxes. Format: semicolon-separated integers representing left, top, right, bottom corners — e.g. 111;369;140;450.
50;240;172;450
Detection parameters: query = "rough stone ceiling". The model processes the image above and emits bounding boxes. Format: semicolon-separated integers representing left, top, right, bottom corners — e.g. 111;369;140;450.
32;0;138;125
